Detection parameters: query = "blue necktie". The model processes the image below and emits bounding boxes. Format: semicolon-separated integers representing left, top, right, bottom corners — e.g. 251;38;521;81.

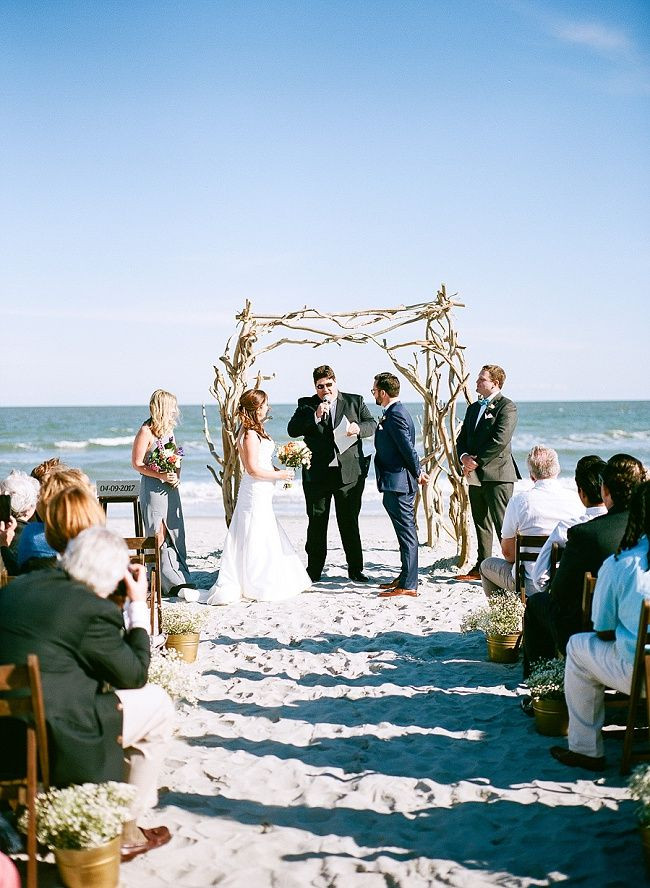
477;397;490;408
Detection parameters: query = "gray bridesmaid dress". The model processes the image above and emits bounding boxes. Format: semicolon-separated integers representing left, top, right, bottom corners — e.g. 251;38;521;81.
139;432;192;594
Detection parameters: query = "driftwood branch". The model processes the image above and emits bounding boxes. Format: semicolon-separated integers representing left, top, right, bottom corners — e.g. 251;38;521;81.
204;285;473;564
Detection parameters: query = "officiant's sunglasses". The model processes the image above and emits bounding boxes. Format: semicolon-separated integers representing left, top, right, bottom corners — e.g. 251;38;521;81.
315;382;335;389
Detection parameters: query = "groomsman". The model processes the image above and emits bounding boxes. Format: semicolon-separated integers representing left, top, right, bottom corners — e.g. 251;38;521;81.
288;365;376;583
372;372;428;597
455;364;520;581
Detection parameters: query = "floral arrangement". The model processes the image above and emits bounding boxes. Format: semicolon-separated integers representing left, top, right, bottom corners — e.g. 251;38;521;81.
460;591;525;636
526;657;565;701
629;764;650;827
161;603;207;635
276;441;312;488
19;782;136;850
147;646;199;704
144;439;184;475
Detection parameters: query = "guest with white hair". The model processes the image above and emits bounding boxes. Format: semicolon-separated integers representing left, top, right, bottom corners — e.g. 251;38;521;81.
0;526;174;862
0;470;40;574
480;445;584;598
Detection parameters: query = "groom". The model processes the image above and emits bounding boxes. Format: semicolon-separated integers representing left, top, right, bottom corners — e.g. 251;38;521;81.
372;372;428;597
288;365;376;583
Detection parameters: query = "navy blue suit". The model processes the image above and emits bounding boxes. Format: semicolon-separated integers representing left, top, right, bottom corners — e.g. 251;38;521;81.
374;401;421;590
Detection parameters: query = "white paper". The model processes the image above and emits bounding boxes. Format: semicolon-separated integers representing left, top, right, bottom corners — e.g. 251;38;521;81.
334;416;358;454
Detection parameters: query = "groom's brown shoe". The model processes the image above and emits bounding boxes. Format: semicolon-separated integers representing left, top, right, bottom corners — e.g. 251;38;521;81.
379;588;418;598
378;578;400;590
454;568;481;582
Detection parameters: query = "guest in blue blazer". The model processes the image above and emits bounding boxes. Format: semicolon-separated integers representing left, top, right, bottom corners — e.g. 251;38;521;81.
372;372;428;597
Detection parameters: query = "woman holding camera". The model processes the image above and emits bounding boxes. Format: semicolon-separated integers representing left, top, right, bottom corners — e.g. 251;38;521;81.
132;389;195;599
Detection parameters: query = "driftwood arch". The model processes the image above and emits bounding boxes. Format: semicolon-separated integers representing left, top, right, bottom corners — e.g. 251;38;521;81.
203;285;474;566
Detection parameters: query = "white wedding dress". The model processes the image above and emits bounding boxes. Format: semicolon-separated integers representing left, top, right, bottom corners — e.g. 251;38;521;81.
206;436;311;605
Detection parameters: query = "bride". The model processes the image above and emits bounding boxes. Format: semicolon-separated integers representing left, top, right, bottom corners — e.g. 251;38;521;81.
206;389;311;605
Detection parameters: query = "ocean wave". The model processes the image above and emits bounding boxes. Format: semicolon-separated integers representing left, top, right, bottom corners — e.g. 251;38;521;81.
55;436;134;449
513;429;650;452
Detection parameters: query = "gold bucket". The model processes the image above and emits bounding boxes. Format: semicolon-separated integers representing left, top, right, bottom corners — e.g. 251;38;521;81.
54;835;121;888
533;698;569;736
165;631;200;663
486;632;521;663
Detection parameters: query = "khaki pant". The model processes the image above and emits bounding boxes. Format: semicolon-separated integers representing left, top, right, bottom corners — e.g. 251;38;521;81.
565;632;633;758
115;684;175;820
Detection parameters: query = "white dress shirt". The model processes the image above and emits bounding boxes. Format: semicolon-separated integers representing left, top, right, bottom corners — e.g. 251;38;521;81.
531;504;608;593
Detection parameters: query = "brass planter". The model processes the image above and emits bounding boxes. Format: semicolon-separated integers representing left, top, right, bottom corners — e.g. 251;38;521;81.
486;632;521;663
533;697;569;736
54;835;120;888
640;825;650;875
165;631;200;663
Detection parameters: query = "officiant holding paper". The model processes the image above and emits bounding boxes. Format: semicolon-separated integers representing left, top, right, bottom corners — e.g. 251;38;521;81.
287;365;377;583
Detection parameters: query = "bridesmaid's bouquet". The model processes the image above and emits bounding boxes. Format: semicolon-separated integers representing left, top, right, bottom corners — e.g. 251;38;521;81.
277;441;312;488
145;439;185;476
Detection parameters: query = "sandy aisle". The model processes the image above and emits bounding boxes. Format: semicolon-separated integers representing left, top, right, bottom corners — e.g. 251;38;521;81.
104;514;641;887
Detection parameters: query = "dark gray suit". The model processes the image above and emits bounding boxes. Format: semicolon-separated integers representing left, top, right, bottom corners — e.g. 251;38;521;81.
288;392;376;580
0;569;149;786
456;394;520;566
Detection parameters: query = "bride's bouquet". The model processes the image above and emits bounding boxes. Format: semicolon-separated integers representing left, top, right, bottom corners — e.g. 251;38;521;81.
145;439;185;477
277;441;312;488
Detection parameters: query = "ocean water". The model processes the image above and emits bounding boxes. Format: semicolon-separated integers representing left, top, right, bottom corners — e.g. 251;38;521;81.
1;402;649;518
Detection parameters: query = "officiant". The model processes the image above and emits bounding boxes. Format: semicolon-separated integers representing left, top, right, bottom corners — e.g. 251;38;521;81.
287;365;376;584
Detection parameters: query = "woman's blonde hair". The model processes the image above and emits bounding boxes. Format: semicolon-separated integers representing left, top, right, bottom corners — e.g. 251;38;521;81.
238;390;270;440
149;389;180;438
38;468;93;516
44;486;106;553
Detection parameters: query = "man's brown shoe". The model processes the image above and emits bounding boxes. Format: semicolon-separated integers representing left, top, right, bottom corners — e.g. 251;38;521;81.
378;578;400;590
379;588;418;598
550;746;606;772
121;825;172;863
454;569;481;582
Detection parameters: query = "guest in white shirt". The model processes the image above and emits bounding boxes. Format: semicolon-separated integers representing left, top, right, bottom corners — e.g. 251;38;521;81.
480;446;584;598
551;481;650;771
532;455;608;593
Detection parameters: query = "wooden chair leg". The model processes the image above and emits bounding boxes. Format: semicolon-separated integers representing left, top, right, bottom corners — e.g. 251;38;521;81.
26;727;37;888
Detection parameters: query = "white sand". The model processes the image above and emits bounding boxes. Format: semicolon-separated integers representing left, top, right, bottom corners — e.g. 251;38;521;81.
106;514;640;886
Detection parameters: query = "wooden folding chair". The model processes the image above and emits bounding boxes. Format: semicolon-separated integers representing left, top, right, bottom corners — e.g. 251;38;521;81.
580;572;597;631
0;654;50;888
619;600;650;774
515;533;549;603
549;541;564;584
124;521;165;634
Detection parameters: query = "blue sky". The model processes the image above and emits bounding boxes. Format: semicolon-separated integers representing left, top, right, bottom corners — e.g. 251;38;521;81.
1;0;648;406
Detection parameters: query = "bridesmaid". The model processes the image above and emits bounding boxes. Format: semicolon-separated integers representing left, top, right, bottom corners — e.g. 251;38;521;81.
131;389;196;599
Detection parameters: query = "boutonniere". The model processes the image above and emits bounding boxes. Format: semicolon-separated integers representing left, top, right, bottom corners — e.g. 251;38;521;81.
484;412;494;421
378;412;386;430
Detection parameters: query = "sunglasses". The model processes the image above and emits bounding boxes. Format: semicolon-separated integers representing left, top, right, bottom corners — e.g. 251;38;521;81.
316;382;334;389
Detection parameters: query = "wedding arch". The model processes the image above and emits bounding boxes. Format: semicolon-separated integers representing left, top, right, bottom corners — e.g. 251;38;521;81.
203;285;474;565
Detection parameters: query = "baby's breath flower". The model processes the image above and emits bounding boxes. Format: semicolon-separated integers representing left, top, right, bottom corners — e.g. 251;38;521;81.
629;765;650;826
460;591;524;636
19;782;136;850
162;603;207;635
148;647;199;704
526;657;565;700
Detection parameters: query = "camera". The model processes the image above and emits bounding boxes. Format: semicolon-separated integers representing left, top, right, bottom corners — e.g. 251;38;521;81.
0;495;11;524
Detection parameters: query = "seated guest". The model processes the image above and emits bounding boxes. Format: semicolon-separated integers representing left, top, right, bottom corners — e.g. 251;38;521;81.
480;446;584;598
44;485;106;553
550;453;646;654
0;471;40;574
551;481;650;770
521;453;645;680
30;457;63;484
0;527;174;860
531;456;607;594
16;467;93;572
521;456;607;680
